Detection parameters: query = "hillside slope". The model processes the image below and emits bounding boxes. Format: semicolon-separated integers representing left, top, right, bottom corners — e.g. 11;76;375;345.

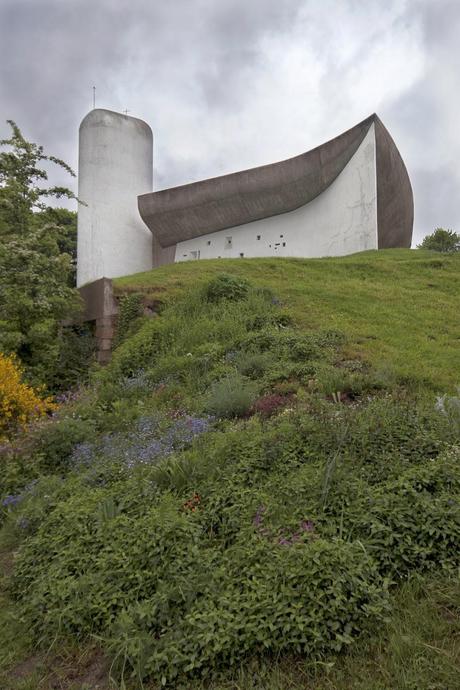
1;249;459;689
115;249;460;390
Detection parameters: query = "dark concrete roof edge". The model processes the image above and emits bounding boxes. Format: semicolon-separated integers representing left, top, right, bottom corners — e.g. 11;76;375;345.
138;113;409;248
139;113;376;202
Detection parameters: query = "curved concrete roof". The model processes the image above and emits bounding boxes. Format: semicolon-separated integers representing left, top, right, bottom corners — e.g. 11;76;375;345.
138;113;413;250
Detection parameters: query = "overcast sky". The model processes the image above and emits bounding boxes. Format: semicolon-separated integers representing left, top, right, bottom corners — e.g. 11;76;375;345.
1;0;459;245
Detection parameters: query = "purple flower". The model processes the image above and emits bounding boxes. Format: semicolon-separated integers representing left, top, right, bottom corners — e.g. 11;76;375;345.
70;442;94;467
300;520;315;532
253;505;266;527
55;390;80;405
1;494;22;508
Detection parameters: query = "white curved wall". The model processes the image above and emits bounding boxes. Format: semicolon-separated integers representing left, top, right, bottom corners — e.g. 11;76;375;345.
175;124;377;262
77;109;153;287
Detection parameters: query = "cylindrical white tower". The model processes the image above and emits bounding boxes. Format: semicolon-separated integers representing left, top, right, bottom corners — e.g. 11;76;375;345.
77;108;153;287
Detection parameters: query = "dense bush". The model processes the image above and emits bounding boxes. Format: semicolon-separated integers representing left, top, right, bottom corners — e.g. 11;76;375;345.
206;374;259;418
204;273;250;302
31;415;96;472
112;539;389;682
0;353;56;440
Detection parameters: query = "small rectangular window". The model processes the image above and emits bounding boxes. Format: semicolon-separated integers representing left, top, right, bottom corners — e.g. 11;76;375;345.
207;240;211;245
282;242;286;247
239;252;244;257
280;234;284;238
256;235;261;240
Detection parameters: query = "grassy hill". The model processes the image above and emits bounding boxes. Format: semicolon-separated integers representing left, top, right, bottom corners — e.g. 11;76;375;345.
115;249;460;391
1;249;459;689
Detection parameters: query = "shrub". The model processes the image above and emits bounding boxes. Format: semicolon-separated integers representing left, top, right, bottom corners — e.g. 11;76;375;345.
113;539;388;684
50;323;96;391
206;375;258;418
32;415;96;472
235;351;272;379
0;353;56;441
204;273;250;303
114;293;144;347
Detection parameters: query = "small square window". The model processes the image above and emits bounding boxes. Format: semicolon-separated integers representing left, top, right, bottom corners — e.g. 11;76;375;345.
207;240;211;245
239;252;244;257
256;235;261;240
280;234;284;238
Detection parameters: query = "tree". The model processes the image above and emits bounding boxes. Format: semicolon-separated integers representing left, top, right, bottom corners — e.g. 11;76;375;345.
0;121;82;387
32;207;77;285
417;228;460;253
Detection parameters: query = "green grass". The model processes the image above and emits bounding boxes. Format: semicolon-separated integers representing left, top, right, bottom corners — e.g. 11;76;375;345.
115;249;460;391
1;249;459;689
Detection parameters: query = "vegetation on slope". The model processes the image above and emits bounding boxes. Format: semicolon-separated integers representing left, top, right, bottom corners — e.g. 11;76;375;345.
0;254;459;688
0;120;91;391
115;250;460;391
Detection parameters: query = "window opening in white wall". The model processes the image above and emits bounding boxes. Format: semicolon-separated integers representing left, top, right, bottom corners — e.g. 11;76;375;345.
239;252;244;257
256;235;261;240
190;250;200;260
225;236;232;248
280;234;284;238
282;242;286;247
207;240;211;245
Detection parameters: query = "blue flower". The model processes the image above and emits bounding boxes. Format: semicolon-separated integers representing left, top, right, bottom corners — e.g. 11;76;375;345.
1;494;22;508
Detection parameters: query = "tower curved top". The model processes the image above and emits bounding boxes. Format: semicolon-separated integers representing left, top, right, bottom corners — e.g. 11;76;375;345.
79;108;153;140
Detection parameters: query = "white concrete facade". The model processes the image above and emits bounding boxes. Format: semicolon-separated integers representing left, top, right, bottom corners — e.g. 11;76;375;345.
175;124;377;262
77;109;153;287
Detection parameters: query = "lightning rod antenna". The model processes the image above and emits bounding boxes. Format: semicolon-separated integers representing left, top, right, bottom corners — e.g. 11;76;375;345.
92;86;96;109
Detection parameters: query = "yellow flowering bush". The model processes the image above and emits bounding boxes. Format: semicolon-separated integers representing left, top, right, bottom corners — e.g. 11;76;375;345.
0;352;56;440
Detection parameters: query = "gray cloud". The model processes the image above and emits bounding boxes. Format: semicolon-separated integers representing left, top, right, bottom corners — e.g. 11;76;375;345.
1;0;458;245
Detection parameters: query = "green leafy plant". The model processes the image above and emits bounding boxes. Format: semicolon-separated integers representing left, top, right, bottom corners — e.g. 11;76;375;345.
204;273;250;302
206;374;259;418
114;293;144;347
